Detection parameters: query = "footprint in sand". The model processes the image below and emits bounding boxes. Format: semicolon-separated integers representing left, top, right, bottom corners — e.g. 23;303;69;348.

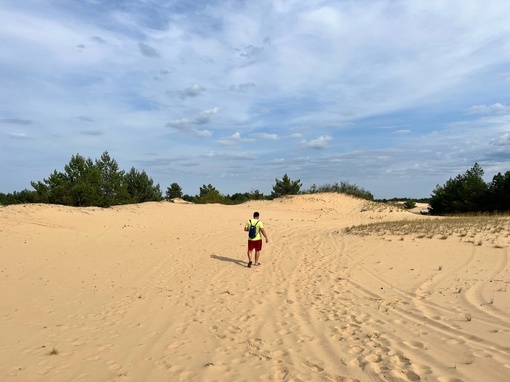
248;338;263;349
228;325;242;334
445;338;465;345
403;340;426;349
349;357;365;368
391;354;411;367
365;353;382;363
331;334;343;341
473;350;492;358
391;369;421;381
437;377;464;382
71;372;90;381
302;360;324;372
271;338;284;346
97;344;115;353
272;349;289;358
296;335;315;343
412;363;433;374
348;345;364;355
37;367;54;376
167;341;187;350
106;361;122;370
269;365;289;380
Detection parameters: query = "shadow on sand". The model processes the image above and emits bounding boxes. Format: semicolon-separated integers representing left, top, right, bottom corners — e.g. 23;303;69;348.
210;254;247;267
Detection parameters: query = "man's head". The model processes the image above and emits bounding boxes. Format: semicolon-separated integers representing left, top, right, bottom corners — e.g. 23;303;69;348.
253;211;259;218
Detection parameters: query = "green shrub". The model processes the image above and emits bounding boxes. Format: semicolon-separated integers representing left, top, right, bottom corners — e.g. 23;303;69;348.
306;181;373;201
271;174;302;198
403;199;416;209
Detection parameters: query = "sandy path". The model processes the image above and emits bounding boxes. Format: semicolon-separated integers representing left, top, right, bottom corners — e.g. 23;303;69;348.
1;195;509;381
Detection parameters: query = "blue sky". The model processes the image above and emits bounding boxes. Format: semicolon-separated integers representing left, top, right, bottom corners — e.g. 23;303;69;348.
1;0;510;199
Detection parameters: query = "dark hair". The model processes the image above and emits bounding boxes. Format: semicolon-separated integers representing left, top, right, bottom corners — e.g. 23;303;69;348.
253;211;259;217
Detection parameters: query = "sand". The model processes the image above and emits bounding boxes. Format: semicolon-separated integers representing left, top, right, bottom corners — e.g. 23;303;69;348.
1;194;509;382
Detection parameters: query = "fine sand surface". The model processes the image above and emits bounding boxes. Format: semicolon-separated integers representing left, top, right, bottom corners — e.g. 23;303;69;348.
1;194;509;382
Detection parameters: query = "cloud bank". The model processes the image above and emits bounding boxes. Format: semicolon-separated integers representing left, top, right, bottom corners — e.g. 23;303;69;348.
1;1;510;198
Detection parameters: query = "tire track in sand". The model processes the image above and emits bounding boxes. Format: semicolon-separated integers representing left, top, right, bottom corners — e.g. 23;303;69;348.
337;231;510;382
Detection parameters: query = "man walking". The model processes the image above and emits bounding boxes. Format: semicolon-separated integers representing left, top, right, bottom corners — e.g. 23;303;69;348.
244;211;268;268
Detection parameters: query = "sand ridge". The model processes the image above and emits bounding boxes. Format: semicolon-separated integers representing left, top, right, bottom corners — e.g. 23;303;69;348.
1;194;509;381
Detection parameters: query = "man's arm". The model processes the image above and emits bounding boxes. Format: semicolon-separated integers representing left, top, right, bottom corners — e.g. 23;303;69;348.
260;227;269;243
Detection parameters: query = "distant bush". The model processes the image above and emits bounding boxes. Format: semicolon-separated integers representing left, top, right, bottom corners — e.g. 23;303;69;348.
0;189;38;205
271;174;302;198
306;181;374;201
194;184;229;204
403;199;416;209
166;182;183;200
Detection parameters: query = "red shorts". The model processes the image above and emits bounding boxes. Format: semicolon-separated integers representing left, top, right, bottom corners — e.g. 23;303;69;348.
248;239;262;251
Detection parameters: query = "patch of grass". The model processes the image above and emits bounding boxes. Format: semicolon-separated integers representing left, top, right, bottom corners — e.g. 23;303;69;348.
344;215;510;248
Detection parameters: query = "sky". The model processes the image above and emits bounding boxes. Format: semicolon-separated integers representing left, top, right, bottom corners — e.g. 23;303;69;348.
1;0;510;199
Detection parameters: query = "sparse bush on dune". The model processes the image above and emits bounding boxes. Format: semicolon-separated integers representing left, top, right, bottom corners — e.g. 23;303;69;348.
165;182;183;200
271;174;302;198
306;181;374;201
344;214;510;248
403;199;416;209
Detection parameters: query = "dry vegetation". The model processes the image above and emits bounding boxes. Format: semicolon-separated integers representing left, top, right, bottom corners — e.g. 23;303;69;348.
345;215;510;248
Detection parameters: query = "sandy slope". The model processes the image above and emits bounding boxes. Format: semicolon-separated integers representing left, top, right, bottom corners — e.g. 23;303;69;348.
0;194;509;381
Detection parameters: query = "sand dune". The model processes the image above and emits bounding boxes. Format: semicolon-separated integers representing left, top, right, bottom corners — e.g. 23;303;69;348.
1;194;509;381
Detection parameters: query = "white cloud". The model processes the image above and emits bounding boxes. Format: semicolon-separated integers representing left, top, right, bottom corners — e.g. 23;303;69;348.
165;107;219;137
469;103;510;114
252;133;278;140
2;1;510;198
229;82;256;93
8;132;29;139
177;84;206;99
195;107;219;125
165;119;213;138
216;132;254;146
300;135;332;149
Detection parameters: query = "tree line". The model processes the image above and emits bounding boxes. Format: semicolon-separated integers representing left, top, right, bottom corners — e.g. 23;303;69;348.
3;151;162;207
429;163;510;215
2;152;508;214
0;152;373;207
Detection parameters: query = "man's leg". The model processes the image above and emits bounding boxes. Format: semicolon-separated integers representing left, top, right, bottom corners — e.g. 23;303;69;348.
254;240;262;265
247;247;253;267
